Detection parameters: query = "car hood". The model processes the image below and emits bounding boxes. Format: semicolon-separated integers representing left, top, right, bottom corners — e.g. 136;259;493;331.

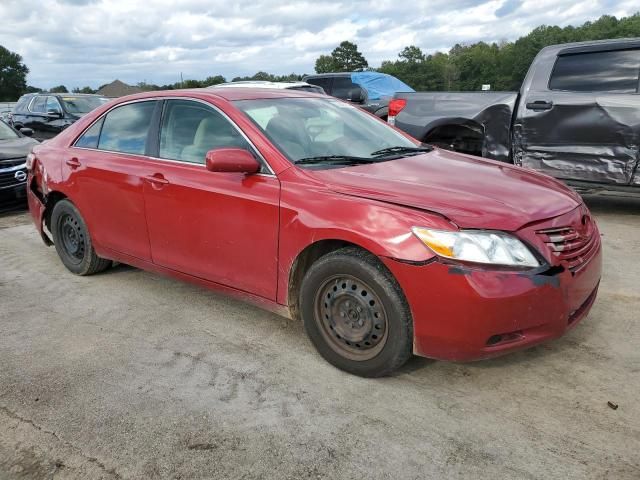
0;136;39;160
305;148;581;231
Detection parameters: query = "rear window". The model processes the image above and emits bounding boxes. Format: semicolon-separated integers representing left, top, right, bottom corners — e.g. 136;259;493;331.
549;49;640;93
97;101;157;155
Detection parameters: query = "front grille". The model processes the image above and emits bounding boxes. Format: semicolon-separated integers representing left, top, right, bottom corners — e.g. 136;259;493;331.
536;217;598;271
0;157;26;168
0;169;26;189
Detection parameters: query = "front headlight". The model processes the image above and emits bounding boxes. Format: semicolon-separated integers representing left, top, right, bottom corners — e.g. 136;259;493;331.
411;227;540;268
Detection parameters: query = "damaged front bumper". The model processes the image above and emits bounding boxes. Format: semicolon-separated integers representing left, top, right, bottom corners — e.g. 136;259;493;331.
382;206;603;361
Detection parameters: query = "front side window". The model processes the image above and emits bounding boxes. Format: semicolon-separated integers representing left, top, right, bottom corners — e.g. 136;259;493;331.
46;96;62;114
159;100;251;164
61;96;109;115
549;49;640;93
97;101;157;155
235;97;418;164
30;96;46;113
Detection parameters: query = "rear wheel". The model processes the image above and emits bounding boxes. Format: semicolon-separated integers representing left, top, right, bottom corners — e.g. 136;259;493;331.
299;247;412;377
51;199;111;275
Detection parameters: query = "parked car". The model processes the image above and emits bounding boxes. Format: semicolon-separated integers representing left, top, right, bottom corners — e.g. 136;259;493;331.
0;119;38;206
26;88;601;377
11;93;110;141
388;38;640;193
211;80;325;94
0;102;16;123
305;71;414;120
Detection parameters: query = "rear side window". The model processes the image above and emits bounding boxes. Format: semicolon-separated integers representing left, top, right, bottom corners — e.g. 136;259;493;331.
549;49;640;93
97;101;157;155
306;77;332;94
75;117;104;149
331;76;360;99
30;96;47;113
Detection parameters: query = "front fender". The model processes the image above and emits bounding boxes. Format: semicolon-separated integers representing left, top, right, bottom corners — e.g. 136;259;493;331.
276;170;452;305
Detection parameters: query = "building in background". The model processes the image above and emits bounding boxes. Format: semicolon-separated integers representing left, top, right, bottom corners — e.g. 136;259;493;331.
97;80;143;97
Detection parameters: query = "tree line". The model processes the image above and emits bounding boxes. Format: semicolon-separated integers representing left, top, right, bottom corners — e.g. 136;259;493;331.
1;13;639;101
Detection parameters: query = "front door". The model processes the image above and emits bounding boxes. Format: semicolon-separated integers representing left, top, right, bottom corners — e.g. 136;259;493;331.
142;99;280;300
514;47;640;185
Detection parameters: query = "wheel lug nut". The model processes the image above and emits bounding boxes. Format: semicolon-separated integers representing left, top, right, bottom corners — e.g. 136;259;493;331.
356;307;362;313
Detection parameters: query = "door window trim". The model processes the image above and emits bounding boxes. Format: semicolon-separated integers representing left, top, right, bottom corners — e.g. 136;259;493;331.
71;97;276;176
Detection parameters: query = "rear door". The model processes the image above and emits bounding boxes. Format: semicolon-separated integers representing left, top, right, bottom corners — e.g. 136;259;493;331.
142;99;280;299
23;96;49;139
68;100;159;260
516;47;640;185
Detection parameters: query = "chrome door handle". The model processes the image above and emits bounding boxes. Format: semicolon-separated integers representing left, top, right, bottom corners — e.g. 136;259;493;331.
145;174;169;185
65;157;81;169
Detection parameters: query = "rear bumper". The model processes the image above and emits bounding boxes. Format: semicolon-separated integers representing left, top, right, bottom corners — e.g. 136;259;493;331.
382;240;602;361
26;178;47;238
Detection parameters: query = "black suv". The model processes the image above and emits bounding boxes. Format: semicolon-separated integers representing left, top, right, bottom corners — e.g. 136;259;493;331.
11;93;109;141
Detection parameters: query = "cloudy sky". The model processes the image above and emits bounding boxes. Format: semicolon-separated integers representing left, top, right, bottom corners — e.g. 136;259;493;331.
0;0;637;90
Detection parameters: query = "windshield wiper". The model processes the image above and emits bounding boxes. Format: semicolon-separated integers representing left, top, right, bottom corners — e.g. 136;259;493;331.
370;145;433;157
294;155;376;166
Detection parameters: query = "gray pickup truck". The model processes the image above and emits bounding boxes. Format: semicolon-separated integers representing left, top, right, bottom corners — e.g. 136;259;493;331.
389;38;640;192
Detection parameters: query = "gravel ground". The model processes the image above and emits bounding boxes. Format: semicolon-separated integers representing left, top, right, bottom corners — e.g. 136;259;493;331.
0;195;639;479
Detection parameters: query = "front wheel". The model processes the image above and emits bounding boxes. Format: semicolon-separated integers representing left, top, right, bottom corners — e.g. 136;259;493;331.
299;247;413;377
50;199;111;275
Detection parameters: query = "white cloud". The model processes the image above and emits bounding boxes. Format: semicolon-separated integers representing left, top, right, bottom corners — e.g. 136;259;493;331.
0;0;636;89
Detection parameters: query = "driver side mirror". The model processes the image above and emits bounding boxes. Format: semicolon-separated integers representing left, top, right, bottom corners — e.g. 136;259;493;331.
349;87;365;103
205;148;260;174
19;127;34;137
46;109;62;118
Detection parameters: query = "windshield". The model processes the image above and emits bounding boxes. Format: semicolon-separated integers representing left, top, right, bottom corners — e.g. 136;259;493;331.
0;120;18;141
60;96;109;115
234;97;419;165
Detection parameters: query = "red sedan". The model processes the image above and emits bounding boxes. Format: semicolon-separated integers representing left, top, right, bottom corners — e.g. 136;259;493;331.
26;88;602;377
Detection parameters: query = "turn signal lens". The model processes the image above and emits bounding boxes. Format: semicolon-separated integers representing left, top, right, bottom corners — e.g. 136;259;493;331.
26;152;36;171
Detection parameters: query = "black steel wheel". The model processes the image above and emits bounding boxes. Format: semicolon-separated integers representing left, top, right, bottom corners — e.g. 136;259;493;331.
315;274;388;361
51;199;111;275
300;247;413;377
59;213;86;264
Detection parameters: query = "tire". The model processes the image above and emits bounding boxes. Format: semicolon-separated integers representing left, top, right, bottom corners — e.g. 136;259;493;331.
50;199;111;275
299;247;413;377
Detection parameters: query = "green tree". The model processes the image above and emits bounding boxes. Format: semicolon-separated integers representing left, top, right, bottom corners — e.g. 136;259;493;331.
72;86;96;94
314;55;338;73
49;85;68;93
399;46;425;63
330;41;369;71
0;45;29;101
202;75;226;86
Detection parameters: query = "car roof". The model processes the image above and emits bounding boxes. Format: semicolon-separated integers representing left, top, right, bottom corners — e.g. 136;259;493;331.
544;37;640;55
19;92;107;98
304;73;352;78
212;81;318;89
113;87;328;102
